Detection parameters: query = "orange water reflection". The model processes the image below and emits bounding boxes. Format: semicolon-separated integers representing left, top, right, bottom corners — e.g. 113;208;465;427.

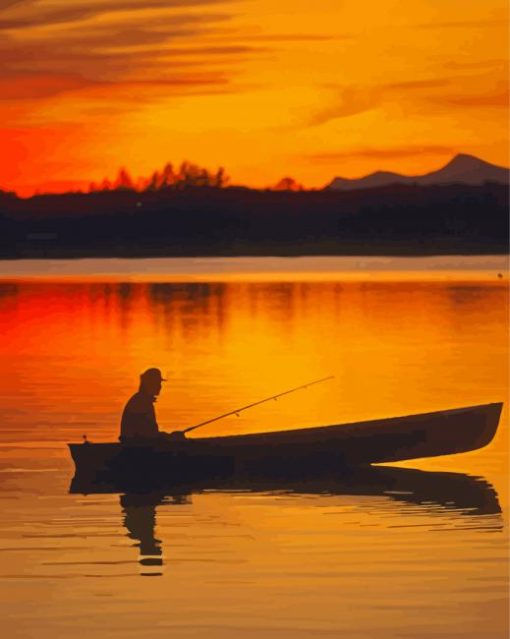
0;282;508;450
0;278;507;485
0;276;508;637
0;281;505;399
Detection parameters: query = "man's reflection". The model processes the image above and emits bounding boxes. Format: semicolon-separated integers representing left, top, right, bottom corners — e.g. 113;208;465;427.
120;492;190;576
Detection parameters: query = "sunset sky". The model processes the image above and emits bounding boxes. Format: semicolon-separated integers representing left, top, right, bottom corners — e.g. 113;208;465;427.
1;0;508;196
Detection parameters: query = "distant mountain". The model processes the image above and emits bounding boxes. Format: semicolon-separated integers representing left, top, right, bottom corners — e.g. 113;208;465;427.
326;154;509;191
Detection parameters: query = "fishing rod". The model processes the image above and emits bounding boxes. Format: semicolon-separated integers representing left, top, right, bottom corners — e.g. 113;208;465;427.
179;375;335;436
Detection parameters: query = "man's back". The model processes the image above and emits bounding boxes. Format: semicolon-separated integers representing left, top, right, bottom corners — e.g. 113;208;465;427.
120;391;159;441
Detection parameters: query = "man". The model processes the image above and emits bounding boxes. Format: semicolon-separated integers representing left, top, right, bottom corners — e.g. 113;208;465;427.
120;368;167;442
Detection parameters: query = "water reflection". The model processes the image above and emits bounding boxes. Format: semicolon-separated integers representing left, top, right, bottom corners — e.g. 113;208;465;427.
121;492;163;576
119;490;190;577
120;492;191;576
0;270;507;637
70;465;502;576
71;466;501;518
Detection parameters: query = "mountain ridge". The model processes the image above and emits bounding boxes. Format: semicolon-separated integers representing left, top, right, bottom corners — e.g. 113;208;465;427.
326;154;509;191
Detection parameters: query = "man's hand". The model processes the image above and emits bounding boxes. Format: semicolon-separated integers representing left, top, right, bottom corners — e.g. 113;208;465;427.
165;431;187;442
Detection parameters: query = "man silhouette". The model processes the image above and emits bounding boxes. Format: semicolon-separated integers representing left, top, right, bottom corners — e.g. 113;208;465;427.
120;368;167;442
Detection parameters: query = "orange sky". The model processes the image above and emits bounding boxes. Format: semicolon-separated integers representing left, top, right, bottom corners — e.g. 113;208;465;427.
1;0;508;196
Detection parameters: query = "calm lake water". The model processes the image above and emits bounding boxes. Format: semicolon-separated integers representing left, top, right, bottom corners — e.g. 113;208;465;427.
0;257;508;639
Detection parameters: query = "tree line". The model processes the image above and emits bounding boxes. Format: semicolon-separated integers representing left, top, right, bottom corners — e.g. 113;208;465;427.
88;161;229;192
0;182;507;259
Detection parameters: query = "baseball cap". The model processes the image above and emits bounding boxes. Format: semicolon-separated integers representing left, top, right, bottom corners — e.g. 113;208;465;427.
140;368;167;381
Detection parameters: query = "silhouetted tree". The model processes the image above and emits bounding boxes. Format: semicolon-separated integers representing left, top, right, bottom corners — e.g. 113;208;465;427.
91;161;230;193
160;163;175;188
272;177;303;191
177;162;206;188
114;168;135;191
145;171;162;191
213;167;229;188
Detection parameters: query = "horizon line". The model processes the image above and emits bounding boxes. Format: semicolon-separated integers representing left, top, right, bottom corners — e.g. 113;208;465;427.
2;152;508;199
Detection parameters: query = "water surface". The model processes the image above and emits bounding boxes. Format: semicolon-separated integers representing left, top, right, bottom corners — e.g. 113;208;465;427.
0;257;508;638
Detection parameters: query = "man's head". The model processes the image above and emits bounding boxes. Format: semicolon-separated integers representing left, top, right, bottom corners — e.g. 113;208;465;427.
139;368;166;396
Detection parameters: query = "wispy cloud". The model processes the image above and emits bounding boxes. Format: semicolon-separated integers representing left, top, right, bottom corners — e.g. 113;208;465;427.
308;72;508;127
430;90;509;108
0;0;259;104
308;145;456;163
415;18;506;30
239;33;351;43
308;86;379;126
442;59;507;71
307;79;454;127
383;78;453;91
0;1;357;112
0;0;234;29
0;72;98;99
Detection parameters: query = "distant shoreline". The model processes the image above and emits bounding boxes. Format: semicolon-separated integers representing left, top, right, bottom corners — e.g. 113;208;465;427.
1;183;507;260
0;240;507;261
1;240;507;261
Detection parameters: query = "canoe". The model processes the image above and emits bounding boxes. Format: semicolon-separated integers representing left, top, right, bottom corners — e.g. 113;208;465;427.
68;402;503;485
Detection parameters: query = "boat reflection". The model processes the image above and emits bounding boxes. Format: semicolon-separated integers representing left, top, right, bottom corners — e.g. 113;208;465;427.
70;464;502;515
70;466;501;575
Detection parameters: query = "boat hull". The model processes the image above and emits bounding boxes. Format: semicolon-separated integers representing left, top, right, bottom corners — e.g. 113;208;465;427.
68;402;503;485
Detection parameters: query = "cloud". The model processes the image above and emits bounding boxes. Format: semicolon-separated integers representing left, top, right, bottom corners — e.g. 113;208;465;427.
385;76;509;111
307;79;455;127
0;2;256;103
430;91;509;109
383;78;452;91
0;72;97;99
308;145;456;162
308;86;380;126
0;70;238;103
0;1;353;110
415;19;506;30
0;0;235;29
0;36;261;79
442;59;507;71
239;33;351;43
308;71;508;127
